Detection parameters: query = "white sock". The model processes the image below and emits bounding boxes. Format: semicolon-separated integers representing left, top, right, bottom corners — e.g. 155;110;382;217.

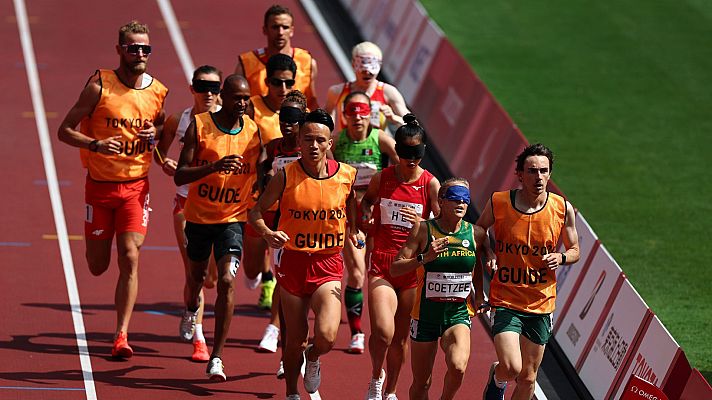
193;324;205;342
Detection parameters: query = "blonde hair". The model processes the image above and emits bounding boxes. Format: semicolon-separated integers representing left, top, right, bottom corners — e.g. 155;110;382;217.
438;177;469;198
351;41;382;60
119;20;149;44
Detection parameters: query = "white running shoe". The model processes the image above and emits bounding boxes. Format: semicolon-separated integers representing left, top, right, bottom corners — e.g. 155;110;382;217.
206;357;226;382
179;308;199;341
277;360;285;379
244;272;262;290
303;344;321;393
384;394;398;400
365;369;385;400
259;324;280;353
286;395;301;400
348;332;366;354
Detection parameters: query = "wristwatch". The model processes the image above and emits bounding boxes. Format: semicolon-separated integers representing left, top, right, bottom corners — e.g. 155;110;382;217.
88;140;99;152
416;253;426;264
560;252;567;265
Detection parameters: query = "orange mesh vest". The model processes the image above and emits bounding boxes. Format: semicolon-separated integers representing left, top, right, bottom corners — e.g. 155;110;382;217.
251;95;281;145
184;112;261;224
278;161;356;254
490;190;566;314
80;69;168;181
240;47;313;100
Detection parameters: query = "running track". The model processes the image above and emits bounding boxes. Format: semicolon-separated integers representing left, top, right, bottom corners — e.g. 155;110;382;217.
0;1;504;398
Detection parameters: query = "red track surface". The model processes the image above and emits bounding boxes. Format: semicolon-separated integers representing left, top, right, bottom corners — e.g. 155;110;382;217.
0;1;502;398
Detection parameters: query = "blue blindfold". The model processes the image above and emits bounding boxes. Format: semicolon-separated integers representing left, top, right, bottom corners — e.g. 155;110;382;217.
442;185;471;205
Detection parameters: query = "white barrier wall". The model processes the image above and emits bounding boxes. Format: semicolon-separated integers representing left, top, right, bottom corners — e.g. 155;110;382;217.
578;280;651;399
554;245;624;367
613;315;681;399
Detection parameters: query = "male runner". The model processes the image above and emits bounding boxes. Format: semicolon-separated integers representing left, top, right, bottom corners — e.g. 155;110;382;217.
57;20;168;359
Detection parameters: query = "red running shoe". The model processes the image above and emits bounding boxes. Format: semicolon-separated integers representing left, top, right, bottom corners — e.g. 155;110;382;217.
192;341;210;362
111;332;133;358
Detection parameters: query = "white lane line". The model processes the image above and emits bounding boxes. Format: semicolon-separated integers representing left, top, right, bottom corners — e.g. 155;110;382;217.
299;0;356;81
156;0;195;83
12;0;97;399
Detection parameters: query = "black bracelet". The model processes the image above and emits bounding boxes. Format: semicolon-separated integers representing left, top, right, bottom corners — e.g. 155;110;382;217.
560;252;567;265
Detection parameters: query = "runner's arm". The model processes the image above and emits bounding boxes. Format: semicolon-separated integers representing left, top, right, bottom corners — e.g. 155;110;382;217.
359;171;381;231
383;84;409;126
249;169;289;248
306;58;319;110
378;129;399;164
155;111;180;176
428;176;441;218
391;221;427;276
57;77;103;149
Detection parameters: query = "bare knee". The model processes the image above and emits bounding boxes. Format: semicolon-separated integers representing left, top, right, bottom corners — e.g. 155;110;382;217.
447;355;469;377
499;361;522;381
217;272;234;293
516;370;538;387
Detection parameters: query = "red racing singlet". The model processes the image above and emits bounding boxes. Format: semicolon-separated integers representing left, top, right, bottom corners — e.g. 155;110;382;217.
371;166;434;253
336;81;387;131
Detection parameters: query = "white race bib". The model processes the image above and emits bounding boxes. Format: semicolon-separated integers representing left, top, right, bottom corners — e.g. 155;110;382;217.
351;162;378;187
273;155;300;171
379;198;423;229
425;272;471;301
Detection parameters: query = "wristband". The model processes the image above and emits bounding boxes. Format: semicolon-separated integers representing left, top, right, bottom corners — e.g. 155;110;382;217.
560;252;567;265
88;139;99;152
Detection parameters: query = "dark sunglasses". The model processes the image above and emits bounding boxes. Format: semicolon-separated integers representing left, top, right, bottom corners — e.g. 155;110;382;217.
192;79;221;94
121;44;152;55
268;77;295;88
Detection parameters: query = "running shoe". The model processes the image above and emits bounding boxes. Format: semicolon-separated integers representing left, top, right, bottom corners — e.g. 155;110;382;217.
191;340;210;362
179;307;199;341
303;344;321;393
244;272;262;290
258;278;276;309
277;360;285;379
111;331;133;358
384;394;398;400
206;357;226;382
365;369;385;400
286;395;301;400
348;332;365;354
259;323;280;353
483;361;506;400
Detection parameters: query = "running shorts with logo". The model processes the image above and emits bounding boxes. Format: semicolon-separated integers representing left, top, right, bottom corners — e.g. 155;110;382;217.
492;306;553;345
369;250;417;291
185;221;244;265
173;194;187;215
85;176;150;240
275;249;344;297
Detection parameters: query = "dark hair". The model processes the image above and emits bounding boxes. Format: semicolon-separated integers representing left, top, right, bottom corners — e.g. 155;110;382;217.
343;90;370;106
515;143;554;172
118;20;149;44
303;109;334;132
192;65;222;82
266;54;297;78
394;113;426;144
264;4;293;26
283;89;307;110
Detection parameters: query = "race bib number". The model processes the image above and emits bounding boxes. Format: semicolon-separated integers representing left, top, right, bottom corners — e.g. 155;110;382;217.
370;100;384;128
273;155;300;171
351;162;378;187
379;198;423;229
425;272;471;301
